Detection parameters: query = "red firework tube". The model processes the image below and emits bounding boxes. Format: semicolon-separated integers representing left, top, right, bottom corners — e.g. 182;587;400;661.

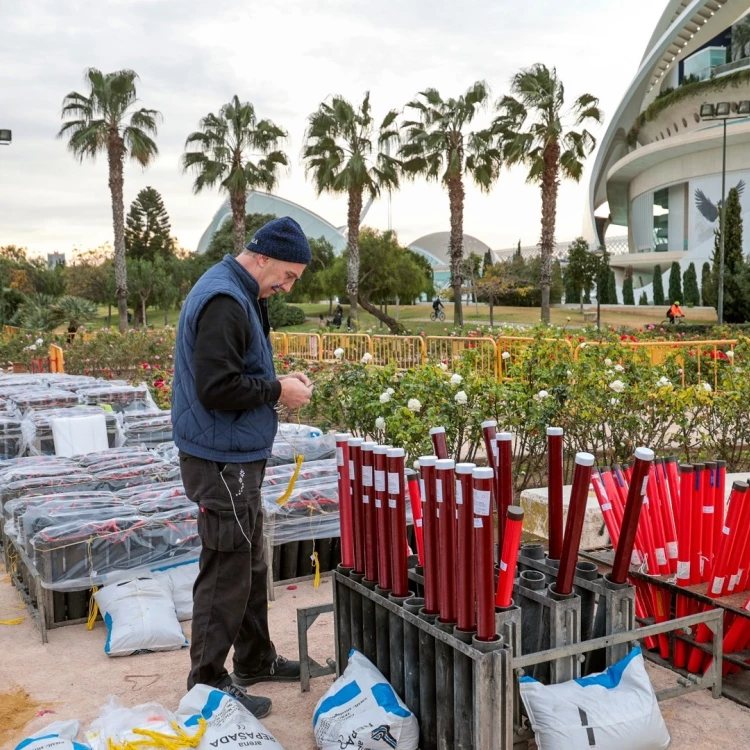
555;452;595;596
496;506;524;608
687;481;749;673
430;426;448;460
361;442;378;581
690;464;704;586
702;461;718;577
610;448;655;585
496;432;513;540
714;461;727;558
603;467;626;532
655;459;678;573
348;437;365;574
674;465;694;668
473;466;496;640
335;433;354;568
646;467;670;575
455;462;477;632
728;492;750;593
373;445;392;590
547;427;564;560
592;469;620;548
387;447;409;597
482;420;498;472
436;458;458;623
418;455;439;614
664;457;681;527
406;469;424;566
710;596;750;676
622;462;633;483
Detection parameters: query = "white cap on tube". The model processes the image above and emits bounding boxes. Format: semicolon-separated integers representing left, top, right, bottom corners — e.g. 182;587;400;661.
496;432;512;442
335;433;352;442
361;442;377;451
472;467;494;480
435;458;455;470
429;426;446;435
418;456;437;467
575;452;596;467
373;445;389;455
481;420;497;429
547;427;564;436
387;447;405;458
348;437;363;447
634;447;655;462
456;463;476;475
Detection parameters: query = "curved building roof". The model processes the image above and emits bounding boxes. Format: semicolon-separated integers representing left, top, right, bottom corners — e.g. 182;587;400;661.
196;191;347;255
585;0;738;244
408;232;491;268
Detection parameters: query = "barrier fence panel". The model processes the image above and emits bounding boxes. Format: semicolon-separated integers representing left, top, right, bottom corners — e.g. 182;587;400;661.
49;345;65;373
371;335;425;369
285;333;322;361
321;333;371;363
270;332;287;357
424;336;498;376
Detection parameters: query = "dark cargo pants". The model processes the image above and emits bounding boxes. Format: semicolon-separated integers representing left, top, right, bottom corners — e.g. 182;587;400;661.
180;452;275;689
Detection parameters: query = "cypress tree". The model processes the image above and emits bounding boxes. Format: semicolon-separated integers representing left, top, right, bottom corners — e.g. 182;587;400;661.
712;187;747;322
622;266;635;305
668;261;682;303
607;269;618;304
639;291;649;305
652;264;665;306
701;261;715;307
682;262;700;306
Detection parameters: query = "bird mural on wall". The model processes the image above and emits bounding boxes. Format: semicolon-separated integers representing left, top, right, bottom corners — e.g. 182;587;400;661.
695;180;746;223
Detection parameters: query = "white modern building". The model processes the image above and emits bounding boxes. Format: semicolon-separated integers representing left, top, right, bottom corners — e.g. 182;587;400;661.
586;0;750;299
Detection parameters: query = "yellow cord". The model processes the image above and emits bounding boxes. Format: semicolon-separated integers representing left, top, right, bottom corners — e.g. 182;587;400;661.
87;586;99;630
0;617;24;625
312;550;320;588
106;717;207;750
275;454;305;505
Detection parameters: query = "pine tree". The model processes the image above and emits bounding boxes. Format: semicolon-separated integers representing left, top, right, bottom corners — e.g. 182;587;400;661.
652;264;665;306
622;266;635;305
125;187;175;261
682;262;700;306
514;239;522;260
668;261;682;303
711;187;747;322
701;261;715;307
639;291;649;305
607;269;618;304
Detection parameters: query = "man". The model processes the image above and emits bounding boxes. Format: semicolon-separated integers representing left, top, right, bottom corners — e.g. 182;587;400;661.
172;216;314;719
667;300;685;324
432;297;444;314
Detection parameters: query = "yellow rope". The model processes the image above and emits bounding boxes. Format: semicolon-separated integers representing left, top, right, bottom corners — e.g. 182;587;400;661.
87;585;99;630
106;717;207;750
275;454;305;505
312;549;320;589
0;617;24;625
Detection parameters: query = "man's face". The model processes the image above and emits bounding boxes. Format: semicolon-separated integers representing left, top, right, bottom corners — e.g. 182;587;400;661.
256;256;307;298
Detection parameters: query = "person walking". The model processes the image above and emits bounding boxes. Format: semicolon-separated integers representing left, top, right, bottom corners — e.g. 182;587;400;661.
172;217;314;719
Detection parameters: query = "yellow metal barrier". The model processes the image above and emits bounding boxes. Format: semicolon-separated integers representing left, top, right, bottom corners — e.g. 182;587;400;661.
424;336;498;376
270;332;287;356
285;333;321;361
496;336;574;380
49;344;65;373
321;333;371;363
371;335;425;369
2;325;20;339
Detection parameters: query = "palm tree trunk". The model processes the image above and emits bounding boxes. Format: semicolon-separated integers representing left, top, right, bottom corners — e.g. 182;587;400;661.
489;299;494;327
346;188;363;325
358;294;403;334
231;189;247;257
142;298;147;327
108;133;129;333
539;141;560;325
447;176;465;328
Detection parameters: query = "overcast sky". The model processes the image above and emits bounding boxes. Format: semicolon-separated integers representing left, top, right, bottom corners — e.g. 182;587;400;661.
1;0;667;257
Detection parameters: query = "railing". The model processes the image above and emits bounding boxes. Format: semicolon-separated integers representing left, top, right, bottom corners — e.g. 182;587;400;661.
285;333;321;362
371;335;425;368
49;345;65;373
424;336;498;376
496;336;574;380
321;333;371;363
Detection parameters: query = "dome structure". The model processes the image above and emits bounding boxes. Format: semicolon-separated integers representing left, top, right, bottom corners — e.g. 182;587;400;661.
408;232;492;290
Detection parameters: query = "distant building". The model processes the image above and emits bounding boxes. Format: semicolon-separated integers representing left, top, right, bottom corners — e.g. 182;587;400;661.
408;232;492;291
47;252;65;269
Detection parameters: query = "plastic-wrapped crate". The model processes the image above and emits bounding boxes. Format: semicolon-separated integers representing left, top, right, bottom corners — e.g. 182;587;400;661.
22;406;125;456
136;489;191;515
7;388;80;414
115;480;184;505
0;471;98;511
263;459;338;487
92;460;173;492
123;413;173;448
41;374;99;391
5;490;116;530
75;382;158;414
75;446;151;468
83;452;165;474
267;426;335;467
0;415;23;459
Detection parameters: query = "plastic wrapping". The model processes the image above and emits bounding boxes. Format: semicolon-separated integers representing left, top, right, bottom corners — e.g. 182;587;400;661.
76;446;151;468
21;406;125;456
268;431;335;466
123;412;173;448
263;458;337;482
92;460;173;491
76;382;158;414
5;490;117;530
0;415;24;459
7;387;80;414
115;480;184;505
41;373;99;391
32;512;200;590
0;470;97;510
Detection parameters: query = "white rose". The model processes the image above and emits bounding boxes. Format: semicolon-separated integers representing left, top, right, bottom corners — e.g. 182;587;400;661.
407;398;422;413
450;373;463;385
454;390;468;405
726;350;735;359
604;358;612;367
333;347;344;359
439;363;448;372
28;344;37;351
379;392;391;403
361;352;373;363
657;376;671;387
579;342;587;349
609;380;625;393
533;389;549;401
35;338;44;346
566;370;573;377
701;382;712;392
610;398;619;406
614;364;624;372
502;351;511;360
387;387;395;395
375;417;386;430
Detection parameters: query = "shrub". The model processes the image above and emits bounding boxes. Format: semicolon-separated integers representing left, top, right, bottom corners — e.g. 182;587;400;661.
268;295;306;328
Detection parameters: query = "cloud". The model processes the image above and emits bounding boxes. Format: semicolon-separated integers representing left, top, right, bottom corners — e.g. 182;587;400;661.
0;0;664;256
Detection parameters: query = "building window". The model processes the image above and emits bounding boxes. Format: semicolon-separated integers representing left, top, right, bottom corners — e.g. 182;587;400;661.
683;46;728;81
653;188;669;252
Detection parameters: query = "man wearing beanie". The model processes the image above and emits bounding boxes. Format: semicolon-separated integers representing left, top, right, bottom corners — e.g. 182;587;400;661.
172;216;314;718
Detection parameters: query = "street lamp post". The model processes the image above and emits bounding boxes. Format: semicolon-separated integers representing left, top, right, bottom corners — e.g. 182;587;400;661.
592;248;604;331
699;100;750;325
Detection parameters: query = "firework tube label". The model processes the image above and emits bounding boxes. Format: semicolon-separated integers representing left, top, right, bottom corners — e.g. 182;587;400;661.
677;561;690;579
388;472;400;494
375;471;385;492
420;479;426;501
389;498;397;508
711;576;725;595
474;518;483;527
349;460;355;477
362;493;369;504
656;548;667;566
375;498;381;508
436;479;443;503
362;466;373;487
499;560;508;571
601;502;612;511
455;481;463;505
667;541;678;559
703;506;714;513
474;489;491;516
641;476;649;495
336;448;344;466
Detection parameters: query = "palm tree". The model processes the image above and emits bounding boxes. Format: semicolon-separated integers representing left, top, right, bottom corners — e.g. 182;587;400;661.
59;68;160;333
302;93;399;324
732;18;750;61
182;96;288;258
494;64;601;324
399;82;500;327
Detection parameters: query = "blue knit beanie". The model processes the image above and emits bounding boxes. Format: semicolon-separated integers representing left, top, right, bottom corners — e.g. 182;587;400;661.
246;217;311;265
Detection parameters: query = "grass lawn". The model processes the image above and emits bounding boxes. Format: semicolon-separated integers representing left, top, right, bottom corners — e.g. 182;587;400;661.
88;301;717;335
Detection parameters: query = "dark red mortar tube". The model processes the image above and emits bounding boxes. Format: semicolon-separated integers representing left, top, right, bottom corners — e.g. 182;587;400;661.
473;466;496;641
348;437;365;574
436;458;457;623
335;433;354;568
418;455;439;614
373;445;392;590
430;426;448;460
387;447;409;597
455;462;477;632
547;426;564;560
495;432;513;541
361;442;379;582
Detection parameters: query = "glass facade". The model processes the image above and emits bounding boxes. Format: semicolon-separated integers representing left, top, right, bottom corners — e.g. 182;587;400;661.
683;46;728;81
653;188;669;252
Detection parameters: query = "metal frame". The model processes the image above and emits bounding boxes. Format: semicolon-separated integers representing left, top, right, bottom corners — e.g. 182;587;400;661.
297;602;335;692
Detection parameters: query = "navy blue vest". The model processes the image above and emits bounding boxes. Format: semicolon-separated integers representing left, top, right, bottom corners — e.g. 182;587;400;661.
171;254;278;463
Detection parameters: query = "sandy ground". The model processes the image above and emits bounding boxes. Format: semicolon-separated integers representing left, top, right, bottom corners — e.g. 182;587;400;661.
2;568;750;749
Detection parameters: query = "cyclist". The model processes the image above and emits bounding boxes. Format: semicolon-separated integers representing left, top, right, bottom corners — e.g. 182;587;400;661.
667;300;685;324
432;297;445;315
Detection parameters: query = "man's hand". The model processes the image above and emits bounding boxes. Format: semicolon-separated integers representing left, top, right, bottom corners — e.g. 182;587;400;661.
279;371;312;387
278;377;313;409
